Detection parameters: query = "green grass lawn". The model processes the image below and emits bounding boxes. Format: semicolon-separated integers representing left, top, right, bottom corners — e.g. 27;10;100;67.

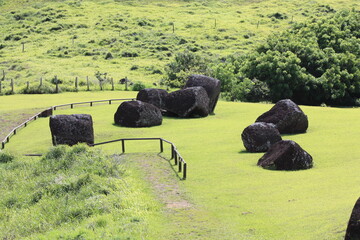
2;92;360;239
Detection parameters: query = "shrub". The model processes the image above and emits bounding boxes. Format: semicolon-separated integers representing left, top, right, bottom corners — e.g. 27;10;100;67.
20;82;56;94
241;10;360;105
0;151;14;163
164;51;210;88
132;81;146;91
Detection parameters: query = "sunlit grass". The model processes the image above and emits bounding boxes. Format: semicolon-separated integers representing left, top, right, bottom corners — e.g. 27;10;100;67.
2;92;360;239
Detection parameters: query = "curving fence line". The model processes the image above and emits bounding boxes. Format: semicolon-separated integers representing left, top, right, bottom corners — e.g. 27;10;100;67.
0;98;187;180
1;98;134;150
90;137;187;180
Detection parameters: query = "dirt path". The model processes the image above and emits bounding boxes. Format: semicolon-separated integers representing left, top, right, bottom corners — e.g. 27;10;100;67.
124;153;224;239
0;109;42;141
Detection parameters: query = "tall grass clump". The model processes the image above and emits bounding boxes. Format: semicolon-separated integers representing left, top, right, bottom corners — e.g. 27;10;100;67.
0;151;14;163
0;144;158;239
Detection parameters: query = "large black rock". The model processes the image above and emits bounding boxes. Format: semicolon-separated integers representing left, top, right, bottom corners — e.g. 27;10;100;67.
136;88;168;110
241;122;282;152
165;86;209;118
345;197;360;240
255;99;308;134
114;100;162;127
184;74;221;113
257;140;313;170
49;114;94;146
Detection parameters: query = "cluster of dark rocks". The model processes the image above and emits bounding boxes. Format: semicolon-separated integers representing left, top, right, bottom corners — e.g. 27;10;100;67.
241;99;313;170
114;74;221;127
48;74;221;145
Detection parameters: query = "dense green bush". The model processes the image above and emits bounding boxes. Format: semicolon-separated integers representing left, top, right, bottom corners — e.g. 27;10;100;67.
131;81;146;91
0;151;14;163
242;9;360;105
163;51;210;88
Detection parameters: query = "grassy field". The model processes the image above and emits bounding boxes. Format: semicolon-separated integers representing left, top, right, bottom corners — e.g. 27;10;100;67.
0;0;359;92
1;91;360;239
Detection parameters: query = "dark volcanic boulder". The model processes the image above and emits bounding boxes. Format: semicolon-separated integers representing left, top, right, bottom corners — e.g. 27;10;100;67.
49;114;94;146
345;197;360;240
136;88;168;110
114;100;162;127
257;140;313;170
165;86;209;118
184;74;221;113
255;99;308;134
241;122;282;152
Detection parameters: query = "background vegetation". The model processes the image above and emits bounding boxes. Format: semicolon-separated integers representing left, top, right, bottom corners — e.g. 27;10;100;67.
0;0;359;105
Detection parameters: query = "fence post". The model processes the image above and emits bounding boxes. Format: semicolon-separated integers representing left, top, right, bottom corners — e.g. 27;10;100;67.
183;163;187;180
171;145;174;159
159;139;163;153
178;159;182;172
55;75;59;93
172;22;175;33
10;79;14;94
109;100;111;105
0;70;4;94
71;104;73;109
121;139;125;153
75;77;78;91
86;76;90;91
111;77;114;91
1;141;4;149
174;151;178;165
22;42;25;52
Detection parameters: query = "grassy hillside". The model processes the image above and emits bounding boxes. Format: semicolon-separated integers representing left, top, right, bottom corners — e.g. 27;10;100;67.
0;0;359;92
2;92;360;239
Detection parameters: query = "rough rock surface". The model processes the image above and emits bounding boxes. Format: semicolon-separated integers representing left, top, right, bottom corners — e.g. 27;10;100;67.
255;99;308;134
165;86;209;118
184;74;221;113
39;108;53;118
114;100;162;127
136;88;168;110
345;197;360;240
241;122;282;152
49;114;94;146
257;140;313;170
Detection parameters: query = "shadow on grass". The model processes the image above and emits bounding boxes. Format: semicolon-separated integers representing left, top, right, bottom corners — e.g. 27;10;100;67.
157;152;184;181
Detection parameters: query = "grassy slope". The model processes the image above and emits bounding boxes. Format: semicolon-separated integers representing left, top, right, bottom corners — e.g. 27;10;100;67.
2;92;360;239
0;0;359;91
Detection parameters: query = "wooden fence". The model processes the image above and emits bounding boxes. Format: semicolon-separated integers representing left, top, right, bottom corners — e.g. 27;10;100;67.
90;137;187;180
1;98;134;150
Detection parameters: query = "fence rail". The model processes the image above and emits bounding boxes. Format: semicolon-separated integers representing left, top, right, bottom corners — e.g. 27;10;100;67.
1;98;134;150
90;137;187;180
